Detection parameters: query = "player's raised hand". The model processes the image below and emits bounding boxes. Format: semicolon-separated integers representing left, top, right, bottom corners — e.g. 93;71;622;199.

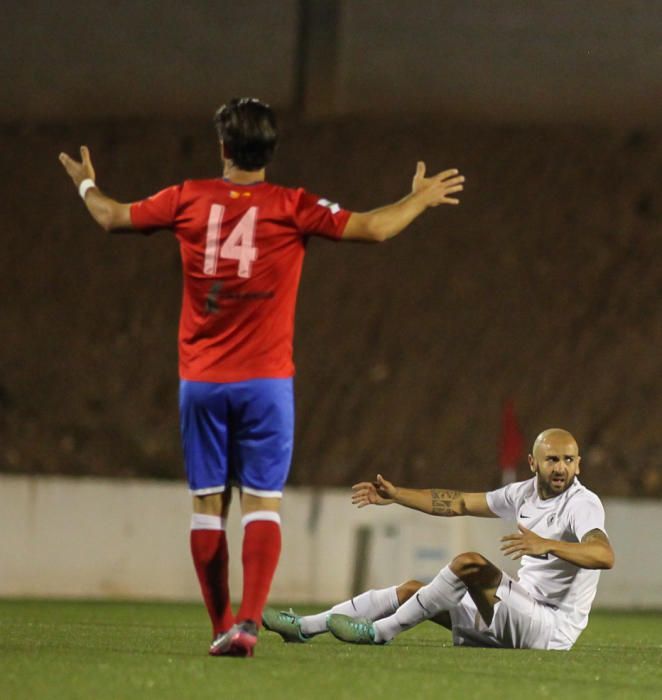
412;161;465;207
351;474;397;508
59;145;96;187
500;524;551;560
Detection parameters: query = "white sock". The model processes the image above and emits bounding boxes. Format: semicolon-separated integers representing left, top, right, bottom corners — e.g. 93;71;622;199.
300;586;399;636
373;565;466;643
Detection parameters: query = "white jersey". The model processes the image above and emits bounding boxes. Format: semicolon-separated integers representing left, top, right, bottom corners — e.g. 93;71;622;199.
486;476;606;648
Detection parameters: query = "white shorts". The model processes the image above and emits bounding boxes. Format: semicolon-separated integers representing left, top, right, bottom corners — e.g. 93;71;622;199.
449;573;569;650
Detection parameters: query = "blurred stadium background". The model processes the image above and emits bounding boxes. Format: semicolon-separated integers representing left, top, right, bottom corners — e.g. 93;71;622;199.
1;1;661;605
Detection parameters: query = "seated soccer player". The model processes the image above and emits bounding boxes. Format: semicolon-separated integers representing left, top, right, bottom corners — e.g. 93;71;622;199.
263;429;614;650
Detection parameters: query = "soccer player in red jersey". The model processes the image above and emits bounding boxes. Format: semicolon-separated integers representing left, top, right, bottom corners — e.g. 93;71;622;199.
59;97;465;657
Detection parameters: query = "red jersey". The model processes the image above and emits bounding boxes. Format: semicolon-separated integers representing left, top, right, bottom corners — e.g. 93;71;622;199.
130;179;350;382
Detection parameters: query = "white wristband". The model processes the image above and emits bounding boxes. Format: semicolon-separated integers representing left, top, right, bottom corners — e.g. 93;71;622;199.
78;178;96;199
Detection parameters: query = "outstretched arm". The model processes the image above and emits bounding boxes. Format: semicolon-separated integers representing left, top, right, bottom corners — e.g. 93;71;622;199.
342;162;465;242
500;526;615;569
59;146;134;232
351;474;495;517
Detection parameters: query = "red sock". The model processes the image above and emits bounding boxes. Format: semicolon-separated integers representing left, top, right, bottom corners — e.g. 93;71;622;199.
190;517;234;636
236;514;282;626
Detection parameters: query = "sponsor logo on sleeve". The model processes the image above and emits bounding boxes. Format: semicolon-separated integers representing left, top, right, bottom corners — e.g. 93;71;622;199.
317;198;341;214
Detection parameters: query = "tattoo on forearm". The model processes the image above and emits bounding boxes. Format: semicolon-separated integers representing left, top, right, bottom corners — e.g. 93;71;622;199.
430;489;460;515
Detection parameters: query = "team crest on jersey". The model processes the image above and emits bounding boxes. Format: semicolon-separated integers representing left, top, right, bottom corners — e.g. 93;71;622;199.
317;198;341;214
547;513;556;526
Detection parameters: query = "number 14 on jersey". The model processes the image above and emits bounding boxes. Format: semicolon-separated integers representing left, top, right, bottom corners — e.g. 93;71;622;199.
204;204;258;278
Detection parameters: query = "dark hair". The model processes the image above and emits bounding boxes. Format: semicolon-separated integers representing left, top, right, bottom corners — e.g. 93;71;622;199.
213;97;278;171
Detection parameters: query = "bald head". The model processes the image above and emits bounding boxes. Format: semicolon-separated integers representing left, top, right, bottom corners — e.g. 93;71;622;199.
532;429;578;459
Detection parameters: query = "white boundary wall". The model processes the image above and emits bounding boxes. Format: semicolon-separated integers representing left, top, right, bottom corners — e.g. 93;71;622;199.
0;475;659;608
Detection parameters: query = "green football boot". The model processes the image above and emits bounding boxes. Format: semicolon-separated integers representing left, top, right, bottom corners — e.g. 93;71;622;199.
262;608;311;643
326;614;380;645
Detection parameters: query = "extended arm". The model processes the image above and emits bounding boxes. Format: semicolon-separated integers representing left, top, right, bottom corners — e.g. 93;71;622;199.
59;146;134;232
501;526;615;570
351;474;496;517
342;162;464;242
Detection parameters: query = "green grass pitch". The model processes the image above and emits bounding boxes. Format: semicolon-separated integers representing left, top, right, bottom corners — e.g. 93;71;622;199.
1;600;661;699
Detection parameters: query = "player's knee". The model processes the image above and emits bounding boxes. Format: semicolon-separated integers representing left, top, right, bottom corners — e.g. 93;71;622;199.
450;551;490;578
193;492;225;516
241;492;281;515
396;579;425;605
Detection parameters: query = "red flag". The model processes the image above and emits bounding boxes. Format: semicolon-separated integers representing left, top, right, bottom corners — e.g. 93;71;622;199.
499;399;523;484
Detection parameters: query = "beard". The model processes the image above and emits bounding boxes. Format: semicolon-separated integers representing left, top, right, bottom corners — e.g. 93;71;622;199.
538;471;575;498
